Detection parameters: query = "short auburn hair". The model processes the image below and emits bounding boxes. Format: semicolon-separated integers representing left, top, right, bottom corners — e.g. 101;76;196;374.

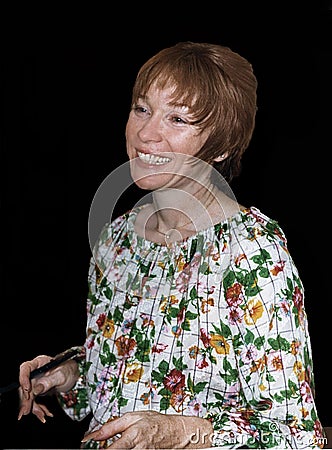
131;41;258;182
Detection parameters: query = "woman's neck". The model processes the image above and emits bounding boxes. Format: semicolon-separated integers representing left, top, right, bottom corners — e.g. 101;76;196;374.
150;182;240;239
133;180;241;245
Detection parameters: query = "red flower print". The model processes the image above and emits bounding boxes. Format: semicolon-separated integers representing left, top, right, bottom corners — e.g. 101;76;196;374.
228;307;243;324
61;391;77;408
300;381;314;403
152;342;168;353
96;313;106;329
225;283;243;307
293;286;303;310
200;328;211;348
163;369;185;393
196;354;209;369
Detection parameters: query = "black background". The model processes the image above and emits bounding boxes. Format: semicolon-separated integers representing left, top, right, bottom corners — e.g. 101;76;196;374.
1;3;331;448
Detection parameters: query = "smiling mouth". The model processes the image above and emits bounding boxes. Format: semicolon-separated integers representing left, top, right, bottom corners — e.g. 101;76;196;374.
137;151;171;165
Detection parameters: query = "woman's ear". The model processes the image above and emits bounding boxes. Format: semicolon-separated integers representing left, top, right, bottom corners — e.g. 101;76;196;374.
213;153;228;162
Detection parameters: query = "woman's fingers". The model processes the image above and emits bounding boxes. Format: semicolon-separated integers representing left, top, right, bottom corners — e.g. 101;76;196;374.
19;355;51;398
31;401;54;423
18;390;54;423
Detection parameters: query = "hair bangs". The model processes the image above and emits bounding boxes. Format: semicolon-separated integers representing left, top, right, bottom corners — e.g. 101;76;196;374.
132;53;223;129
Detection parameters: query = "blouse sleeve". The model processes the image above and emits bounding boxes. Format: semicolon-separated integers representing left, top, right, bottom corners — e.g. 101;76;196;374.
205;214;326;449
56;356;90;421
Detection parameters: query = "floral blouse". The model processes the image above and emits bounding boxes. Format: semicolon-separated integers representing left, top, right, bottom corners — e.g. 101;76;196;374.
58;206;325;448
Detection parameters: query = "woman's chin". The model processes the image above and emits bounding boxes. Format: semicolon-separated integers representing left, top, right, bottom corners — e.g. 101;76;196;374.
131;174;172;191
130;163;173;190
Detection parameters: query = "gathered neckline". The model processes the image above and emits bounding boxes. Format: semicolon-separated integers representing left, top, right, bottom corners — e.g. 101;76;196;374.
127;204;257;249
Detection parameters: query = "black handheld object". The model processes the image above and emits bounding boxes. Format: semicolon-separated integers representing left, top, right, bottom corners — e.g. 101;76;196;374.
0;346;85;396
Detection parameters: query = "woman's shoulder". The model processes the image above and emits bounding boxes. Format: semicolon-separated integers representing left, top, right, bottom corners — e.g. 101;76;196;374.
228;205;288;246
94;207;138;247
103;207;141;231
237;205;281;225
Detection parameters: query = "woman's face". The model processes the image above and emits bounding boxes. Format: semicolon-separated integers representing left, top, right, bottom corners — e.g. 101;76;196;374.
126;82;211;191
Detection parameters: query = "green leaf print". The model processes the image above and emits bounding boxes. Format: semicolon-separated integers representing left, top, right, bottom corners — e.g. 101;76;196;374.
223;270;236;289
113;306;124;325
194;381;208;394
151;370;164;383
288;379;298;396
172;356;188;371
88;290;101;307
212;321;231;339
160;396;170;411
244;329;255;345
251;248;271;266
103;286;113;300
122;235;131;249
254;335;265;350
189;239;197;261
135;341;150;363
189;286;198;300
267;335;290;352
258;267;270;278
185;311;198;320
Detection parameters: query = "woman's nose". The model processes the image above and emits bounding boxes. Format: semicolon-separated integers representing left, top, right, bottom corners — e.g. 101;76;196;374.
138;116;163;142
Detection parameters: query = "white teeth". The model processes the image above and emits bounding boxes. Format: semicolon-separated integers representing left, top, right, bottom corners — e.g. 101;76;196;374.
137;151;171;165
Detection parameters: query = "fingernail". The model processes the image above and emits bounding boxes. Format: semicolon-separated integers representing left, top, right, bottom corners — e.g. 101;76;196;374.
18;409;27;420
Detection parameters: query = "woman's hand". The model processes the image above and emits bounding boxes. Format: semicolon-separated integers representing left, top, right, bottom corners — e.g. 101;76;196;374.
81;410;214;449
18;355;79;423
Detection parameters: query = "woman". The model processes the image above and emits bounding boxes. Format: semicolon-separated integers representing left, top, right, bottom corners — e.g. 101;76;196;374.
18;42;325;448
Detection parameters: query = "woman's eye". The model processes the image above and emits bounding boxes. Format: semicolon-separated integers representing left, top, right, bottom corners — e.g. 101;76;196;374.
171;115;186;124
133;106;149;115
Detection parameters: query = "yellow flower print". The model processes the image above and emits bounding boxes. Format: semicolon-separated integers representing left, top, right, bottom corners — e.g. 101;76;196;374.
291;340;300;356
249;226;262;240
160;295;178;313
201;298;214;313
244;298;264;325
210;334;230;355
250;355;267;373
159;297;167;312
268;351;283;371
102;318;115;338
169;295;179;304
300;407;309;418
175;255;186;271
293;361;305;381
123;362;144;384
